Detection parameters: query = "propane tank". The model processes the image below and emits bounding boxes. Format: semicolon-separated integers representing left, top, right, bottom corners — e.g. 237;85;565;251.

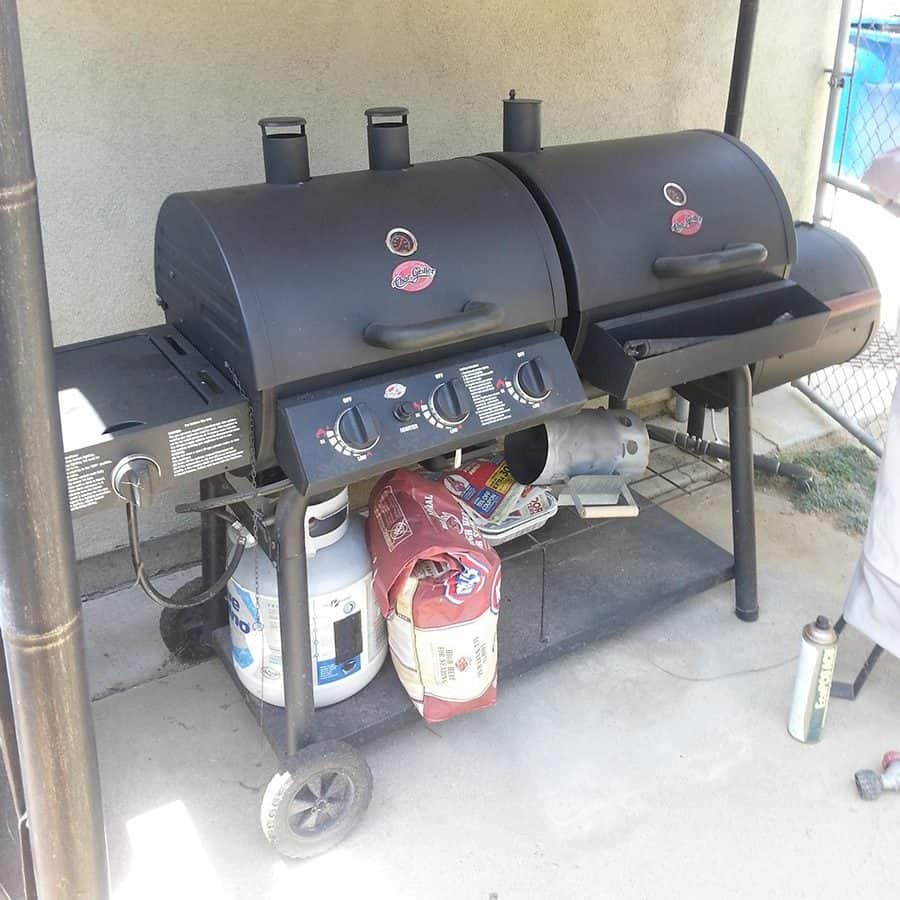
788;615;838;743
227;489;387;707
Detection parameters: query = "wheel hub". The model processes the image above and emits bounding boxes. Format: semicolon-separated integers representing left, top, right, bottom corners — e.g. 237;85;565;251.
287;771;352;835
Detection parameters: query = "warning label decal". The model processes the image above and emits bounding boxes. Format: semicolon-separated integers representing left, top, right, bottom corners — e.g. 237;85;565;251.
168;416;245;478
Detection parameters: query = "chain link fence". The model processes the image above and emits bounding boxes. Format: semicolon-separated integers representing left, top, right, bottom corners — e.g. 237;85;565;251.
810;1;900;455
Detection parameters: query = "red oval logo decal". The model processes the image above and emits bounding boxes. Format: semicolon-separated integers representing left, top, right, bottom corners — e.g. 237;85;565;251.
391;260;436;292
671;209;703;236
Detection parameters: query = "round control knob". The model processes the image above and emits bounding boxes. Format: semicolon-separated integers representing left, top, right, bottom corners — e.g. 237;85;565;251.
430;378;471;427
514;357;552;402
393;401;416;423
336;403;380;452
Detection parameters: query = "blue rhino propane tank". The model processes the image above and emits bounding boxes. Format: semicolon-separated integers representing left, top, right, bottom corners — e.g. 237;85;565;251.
228;488;387;707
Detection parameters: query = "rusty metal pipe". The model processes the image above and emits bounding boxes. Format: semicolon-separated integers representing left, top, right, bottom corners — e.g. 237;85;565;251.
0;1;109;895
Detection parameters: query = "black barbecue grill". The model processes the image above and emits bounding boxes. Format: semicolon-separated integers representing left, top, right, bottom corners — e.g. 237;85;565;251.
2;0;887;887
47;101;881;862
154;108;582;479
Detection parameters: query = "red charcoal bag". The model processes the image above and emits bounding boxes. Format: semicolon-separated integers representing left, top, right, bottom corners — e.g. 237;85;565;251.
366;469;501;723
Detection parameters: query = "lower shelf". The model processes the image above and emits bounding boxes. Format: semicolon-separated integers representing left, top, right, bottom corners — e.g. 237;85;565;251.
214;495;734;757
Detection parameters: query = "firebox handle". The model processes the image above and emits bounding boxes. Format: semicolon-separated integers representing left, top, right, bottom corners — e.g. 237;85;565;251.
653;242;768;280
363;301;504;351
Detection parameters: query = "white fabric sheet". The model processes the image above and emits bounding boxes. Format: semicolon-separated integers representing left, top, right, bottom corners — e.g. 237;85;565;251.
843;149;900;655
843;348;900;657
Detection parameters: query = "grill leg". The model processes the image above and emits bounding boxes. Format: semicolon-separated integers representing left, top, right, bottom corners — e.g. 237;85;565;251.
728;365;759;621
275;489;315;755
200;475;230;635
687;402;706;439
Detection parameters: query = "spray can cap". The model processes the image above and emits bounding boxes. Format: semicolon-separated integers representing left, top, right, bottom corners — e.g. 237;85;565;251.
804;614;837;645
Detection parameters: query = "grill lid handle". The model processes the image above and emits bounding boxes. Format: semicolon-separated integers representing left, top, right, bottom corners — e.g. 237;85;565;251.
653;242;768;280
363;301;504;351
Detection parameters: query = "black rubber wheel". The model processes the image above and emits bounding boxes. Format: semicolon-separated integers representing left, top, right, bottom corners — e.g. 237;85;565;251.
158;580;215;661
260;741;373;859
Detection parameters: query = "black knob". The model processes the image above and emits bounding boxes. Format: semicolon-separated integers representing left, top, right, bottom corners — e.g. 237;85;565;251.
514;357;552;402
393;401;416;423
336;403;380;452
430;378;471;427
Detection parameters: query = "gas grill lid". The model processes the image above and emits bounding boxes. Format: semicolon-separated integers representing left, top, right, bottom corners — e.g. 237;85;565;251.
155;155;565;396
489;130;796;359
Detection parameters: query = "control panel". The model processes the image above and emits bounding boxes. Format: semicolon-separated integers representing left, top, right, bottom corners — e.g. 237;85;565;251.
276;333;586;494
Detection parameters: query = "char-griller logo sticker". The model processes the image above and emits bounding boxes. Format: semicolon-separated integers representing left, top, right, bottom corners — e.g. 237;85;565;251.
391;260;436;292
384;382;407;400
671;208;703;236
663;182;687;206
386;227;418;257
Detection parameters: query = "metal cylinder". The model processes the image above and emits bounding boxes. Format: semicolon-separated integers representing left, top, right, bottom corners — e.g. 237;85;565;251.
728;365;759;622
814;0;856;223
274;489;315;755
724;0;760;138
365;107;410;171
504;409;649;485
259;117;310;184
0;1;109;895
788;615;838;743
502;90;542;153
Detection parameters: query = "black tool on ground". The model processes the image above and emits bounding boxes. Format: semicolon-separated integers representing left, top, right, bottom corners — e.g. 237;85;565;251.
855;751;900;801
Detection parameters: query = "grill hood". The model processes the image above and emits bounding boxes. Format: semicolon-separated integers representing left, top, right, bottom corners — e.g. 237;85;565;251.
156;155;565;396
488;129;796;361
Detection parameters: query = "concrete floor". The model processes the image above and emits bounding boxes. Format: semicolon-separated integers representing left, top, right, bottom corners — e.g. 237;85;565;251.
4;474;897;900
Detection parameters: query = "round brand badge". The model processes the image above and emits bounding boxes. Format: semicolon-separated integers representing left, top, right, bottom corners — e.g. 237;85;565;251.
384;383;407;400
670;209;703;237
386;227;418;256
391;260;436;292
663;182;687;206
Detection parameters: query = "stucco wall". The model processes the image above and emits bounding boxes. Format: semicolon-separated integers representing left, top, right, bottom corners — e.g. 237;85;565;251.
17;0;840;561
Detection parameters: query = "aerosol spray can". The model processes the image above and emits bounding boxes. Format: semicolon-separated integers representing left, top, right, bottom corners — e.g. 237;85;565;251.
788;615;838;743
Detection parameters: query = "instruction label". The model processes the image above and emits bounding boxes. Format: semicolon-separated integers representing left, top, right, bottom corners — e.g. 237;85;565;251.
168;415;245;478
458;363;512;426
65;452;113;511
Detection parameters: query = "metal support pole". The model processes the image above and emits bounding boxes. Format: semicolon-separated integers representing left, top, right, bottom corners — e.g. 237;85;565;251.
814;0;856;223
0;1;110;895
0;635;37;900
687;402;706;439
728;366;759;621
724;0;760;138
200;475;230;635
792;379;884;457
274;489;315;756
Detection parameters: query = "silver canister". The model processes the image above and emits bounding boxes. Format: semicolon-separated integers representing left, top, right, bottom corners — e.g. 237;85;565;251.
788;615;838;743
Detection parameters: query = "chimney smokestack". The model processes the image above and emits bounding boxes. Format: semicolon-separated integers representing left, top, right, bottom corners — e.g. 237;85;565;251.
502;90;542;153
258;117;311;184
365;107;410;171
